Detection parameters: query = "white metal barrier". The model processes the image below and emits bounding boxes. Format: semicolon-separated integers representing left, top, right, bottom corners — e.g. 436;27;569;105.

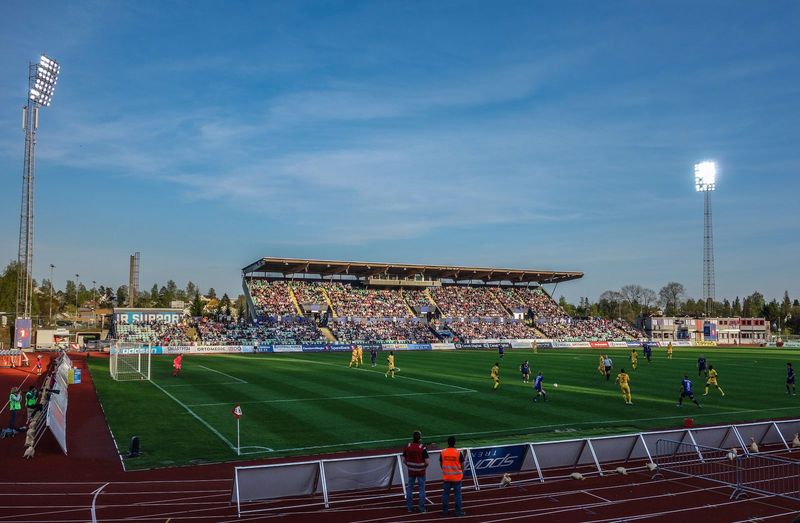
231;418;800;516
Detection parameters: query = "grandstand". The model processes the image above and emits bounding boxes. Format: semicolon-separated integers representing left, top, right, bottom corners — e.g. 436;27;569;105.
109;257;647;346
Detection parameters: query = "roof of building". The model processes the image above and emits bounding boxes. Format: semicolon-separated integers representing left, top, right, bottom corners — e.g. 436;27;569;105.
242;257;583;284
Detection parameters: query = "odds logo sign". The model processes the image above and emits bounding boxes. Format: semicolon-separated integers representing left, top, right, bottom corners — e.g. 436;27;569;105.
14;318;32;349
463;445;527;477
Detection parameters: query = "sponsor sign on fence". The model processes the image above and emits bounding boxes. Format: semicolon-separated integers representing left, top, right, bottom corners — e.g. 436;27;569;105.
114;309;183;325
272;344;303;353
455;342;512;350
463;444;527;477
694;340;718;347
431;343;456;350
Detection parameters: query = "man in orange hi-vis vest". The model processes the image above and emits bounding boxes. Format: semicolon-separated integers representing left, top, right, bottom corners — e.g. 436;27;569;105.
439;435;465;517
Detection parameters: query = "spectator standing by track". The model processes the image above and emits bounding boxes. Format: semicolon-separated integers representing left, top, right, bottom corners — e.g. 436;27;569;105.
402;430;429;513
25;386;40;420
7;387;21;431
440;436;465;517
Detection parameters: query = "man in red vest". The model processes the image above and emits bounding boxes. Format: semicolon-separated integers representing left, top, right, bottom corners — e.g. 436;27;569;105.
440;435;465;516
402;430;429;513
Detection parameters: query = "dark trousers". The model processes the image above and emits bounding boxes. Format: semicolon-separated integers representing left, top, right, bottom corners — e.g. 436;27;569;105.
442;480;463;516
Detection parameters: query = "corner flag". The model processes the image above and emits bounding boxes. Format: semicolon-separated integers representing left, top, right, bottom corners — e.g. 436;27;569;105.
232;404;243;419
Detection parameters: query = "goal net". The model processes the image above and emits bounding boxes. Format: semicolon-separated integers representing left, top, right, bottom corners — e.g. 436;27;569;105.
109;342;152;381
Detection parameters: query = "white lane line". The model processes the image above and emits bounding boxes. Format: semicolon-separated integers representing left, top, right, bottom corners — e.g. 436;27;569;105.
197;365;248;384
582;489;611;503
186;389;474;407
90;482;109;523
149;380;237;452
277;357;477;392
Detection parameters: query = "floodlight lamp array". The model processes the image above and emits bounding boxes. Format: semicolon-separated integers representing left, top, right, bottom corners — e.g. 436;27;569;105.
694;161;716;192
29;55;60;107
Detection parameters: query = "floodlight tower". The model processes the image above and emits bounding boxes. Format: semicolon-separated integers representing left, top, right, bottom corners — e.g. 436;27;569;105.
16;54;60;321
694;161;717;316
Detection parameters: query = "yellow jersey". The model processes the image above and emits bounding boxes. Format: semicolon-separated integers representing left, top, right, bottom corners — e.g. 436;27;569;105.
387;355;395;368
616;372;630;387
491;365;500;378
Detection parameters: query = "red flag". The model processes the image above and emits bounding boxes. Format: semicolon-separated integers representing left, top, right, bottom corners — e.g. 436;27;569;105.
232;404;243;419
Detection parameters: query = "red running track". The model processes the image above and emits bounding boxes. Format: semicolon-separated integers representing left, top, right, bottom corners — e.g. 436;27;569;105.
1;353;798;522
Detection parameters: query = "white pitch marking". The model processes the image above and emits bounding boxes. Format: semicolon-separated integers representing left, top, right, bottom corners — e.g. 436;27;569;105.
149;379;238;452
160;381;244;388
197;365;248;384
237;404;800;455
186;389;474;407
275;357;477;392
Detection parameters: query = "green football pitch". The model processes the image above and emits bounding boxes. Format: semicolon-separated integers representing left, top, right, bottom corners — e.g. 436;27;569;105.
89;347;800;470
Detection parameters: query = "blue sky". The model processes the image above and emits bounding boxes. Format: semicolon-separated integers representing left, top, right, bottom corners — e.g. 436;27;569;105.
0;1;798;304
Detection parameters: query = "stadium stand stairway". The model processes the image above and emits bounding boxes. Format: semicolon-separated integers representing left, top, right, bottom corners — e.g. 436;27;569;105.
399;289;418;318
318;326;337;342
321;287;338;317
287;284;304;316
491;288;515;317
423;289;440;313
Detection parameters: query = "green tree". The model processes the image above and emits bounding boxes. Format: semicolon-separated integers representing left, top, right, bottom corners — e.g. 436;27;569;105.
166;280;178;303
186;281;197;299
720;299;732;317
744;291;765;318
236;295;247;320
116;285;128;307
558;296;576;316
782;291;792;321
207;287;217;300
658;282;685;316
732;296;742;316
64;280;77;308
190;292;204;317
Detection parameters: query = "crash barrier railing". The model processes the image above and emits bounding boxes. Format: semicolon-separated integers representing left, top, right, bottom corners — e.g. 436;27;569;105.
231;418;800;516
655;438;800;500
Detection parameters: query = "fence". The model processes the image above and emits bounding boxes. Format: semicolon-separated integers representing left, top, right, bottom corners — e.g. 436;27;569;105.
231;418;800;516
655;438;800;500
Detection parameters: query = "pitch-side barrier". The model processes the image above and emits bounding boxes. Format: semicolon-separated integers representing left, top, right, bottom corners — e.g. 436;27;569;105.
655;438;800;500
231;418;800;516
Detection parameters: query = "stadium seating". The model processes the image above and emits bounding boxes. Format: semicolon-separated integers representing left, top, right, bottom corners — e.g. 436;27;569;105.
328;318;437;344
114;280;644;345
248;280;296;317
430;285;508;318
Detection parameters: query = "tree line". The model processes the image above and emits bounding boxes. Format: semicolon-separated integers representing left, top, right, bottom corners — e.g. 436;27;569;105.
559;282;799;335
2;259;798;337
0;261;247;326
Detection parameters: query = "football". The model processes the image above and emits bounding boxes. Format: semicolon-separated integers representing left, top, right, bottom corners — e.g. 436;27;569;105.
554;383;558;388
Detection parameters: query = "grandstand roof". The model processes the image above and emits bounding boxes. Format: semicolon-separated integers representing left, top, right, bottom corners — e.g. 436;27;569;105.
242;257;583;284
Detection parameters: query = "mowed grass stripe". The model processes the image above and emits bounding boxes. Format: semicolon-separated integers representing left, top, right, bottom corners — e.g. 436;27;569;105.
89;347;800;469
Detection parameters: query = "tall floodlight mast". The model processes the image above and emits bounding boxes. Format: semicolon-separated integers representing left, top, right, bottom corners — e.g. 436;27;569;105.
694;161;717;316
16;54;61;322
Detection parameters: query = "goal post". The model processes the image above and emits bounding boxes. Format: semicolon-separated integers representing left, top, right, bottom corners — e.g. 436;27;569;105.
109;342;152;381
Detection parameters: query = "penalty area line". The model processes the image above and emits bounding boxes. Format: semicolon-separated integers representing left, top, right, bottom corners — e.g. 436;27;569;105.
149;379;238;453
197;365;248;384
186;389;475;407
282;357;477;392
238;445;274;454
